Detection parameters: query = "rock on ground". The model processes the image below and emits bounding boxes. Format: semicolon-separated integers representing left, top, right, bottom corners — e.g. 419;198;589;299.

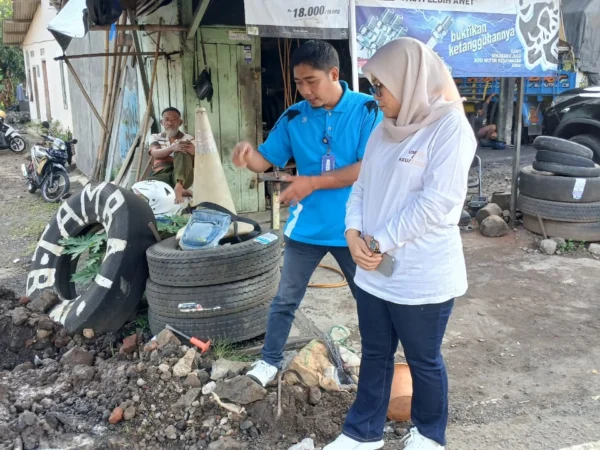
480;215;510;238
173;348;196;377
27;291;59;313
476;203;503;225
588;243;600;257
214;376;267;405
211;359;249;381
156;329;181;348
551;237;567;248
60;347;94;366
289;438;316;450
540;239;558;255
208;437;245;449
174;387;202;409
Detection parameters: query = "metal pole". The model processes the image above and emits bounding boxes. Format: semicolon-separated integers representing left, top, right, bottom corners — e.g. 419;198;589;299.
510;77;525;227
349;0;359;92
271;182;281;230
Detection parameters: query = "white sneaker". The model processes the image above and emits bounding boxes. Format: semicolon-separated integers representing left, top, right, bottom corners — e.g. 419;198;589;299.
400;428;445;449
323;434;384;450
246;360;278;387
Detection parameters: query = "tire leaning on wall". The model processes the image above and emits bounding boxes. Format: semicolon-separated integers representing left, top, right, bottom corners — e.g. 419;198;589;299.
27;182;156;334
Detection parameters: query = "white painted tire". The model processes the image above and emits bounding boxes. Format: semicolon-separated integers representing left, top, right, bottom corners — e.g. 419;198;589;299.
27;182;156;333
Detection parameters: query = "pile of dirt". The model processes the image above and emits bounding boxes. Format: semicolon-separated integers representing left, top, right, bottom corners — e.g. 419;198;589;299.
0;286;408;450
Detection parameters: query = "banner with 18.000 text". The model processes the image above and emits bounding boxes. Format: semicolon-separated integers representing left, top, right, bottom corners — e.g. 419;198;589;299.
355;0;560;77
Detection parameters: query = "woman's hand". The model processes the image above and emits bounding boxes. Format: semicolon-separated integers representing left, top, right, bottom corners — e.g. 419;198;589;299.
346;230;382;271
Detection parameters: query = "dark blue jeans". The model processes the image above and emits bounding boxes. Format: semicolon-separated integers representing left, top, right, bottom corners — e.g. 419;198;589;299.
343;287;454;446
262;238;357;368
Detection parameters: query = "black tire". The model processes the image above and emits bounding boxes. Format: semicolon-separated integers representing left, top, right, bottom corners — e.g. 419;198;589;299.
9;136;26;153
534;136;594;159
27;182;156;334
41;170;71;203
518;194;600;223
146;266;280;319
570;135;600;163
148;302;269;343
147;234;282;287
536;150;595;168
519;166;600;203
532;161;600;178
522;215;600;242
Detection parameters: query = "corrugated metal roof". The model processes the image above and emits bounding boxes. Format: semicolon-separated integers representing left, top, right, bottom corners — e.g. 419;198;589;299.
2;0;40;46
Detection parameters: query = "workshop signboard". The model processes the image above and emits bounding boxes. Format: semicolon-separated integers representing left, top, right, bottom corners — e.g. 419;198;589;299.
244;0;349;39
354;0;560;77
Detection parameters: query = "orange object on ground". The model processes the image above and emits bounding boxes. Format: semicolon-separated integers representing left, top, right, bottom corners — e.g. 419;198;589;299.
387;362;413;422
165;324;211;354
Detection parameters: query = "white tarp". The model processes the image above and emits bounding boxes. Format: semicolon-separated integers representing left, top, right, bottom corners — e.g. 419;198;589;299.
244;0;349;39
47;0;88;51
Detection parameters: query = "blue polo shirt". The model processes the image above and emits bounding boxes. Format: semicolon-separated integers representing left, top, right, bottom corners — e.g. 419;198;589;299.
259;81;383;246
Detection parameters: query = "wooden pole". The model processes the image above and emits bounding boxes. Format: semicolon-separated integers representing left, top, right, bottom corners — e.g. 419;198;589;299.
127;9;158;135
54;51;173;60
90;24;187;32
101;31;109;119
63;57;108;132
510;78;526;227
135;26;162;182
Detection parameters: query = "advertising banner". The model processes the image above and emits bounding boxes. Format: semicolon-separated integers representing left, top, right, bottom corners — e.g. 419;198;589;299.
355;0;560;77
245;0;349;39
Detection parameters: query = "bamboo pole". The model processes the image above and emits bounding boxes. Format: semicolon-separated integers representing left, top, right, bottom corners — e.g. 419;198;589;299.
135;26;162;182
90;24;187;32
63;58;108;132
101;31;109;120
54;51;174;61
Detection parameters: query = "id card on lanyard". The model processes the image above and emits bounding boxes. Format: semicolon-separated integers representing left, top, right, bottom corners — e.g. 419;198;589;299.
321;135;335;173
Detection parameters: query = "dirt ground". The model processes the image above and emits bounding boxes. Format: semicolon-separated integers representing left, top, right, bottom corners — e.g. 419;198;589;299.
1;143;599;450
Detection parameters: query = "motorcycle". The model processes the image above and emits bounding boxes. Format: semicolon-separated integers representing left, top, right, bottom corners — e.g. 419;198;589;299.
0;114;26;153
22;121;77;203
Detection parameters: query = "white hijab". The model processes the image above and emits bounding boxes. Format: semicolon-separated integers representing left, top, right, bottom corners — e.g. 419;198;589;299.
362;37;464;142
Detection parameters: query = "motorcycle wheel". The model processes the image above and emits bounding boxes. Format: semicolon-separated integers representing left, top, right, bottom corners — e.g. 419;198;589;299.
27;181;37;194
9;136;26;153
41;170;70;203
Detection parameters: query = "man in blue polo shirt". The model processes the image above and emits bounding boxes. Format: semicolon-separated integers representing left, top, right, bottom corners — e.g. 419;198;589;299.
232;40;382;387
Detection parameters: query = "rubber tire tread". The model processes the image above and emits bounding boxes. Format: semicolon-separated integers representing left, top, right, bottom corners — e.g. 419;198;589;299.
27;182;156;333
570;134;600;164
147;234;282;287
532;161;600;178
518;194;600;223
519;166;600;203
536;150;595;168
148;302;270;343
522;214;600;242
41;170;71;203
146;266;280;319
534;136;594;159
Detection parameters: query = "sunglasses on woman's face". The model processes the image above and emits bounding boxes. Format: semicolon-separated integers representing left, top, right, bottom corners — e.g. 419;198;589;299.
369;82;383;97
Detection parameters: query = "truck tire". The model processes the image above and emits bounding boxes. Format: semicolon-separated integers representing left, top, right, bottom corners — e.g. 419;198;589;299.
532;161;600;178
27;182;156;333
518;194;600;223
570;135;600;163
534;136;594;159
146;266;279;319
148;302;270;343
519;166;600;203
146;233;281;287
522;214;600;242
536;150;595;168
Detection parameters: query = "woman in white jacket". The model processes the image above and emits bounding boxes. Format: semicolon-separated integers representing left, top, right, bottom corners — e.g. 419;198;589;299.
325;38;477;450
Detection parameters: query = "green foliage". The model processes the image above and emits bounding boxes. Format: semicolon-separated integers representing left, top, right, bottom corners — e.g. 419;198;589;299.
0;0;26;87
59;232;107;285
157;215;189;235
29;119;73;141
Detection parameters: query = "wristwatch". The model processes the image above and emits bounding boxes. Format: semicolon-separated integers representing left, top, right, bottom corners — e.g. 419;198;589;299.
369;238;381;254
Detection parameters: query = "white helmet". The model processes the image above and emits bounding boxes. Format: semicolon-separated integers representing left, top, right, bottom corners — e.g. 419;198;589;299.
131;180;183;217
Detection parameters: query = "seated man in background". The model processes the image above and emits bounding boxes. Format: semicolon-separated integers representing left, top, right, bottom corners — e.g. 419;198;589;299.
148;107;195;203
473;93;498;143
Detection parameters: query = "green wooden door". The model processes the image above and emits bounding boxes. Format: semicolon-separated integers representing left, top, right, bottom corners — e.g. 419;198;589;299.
183;27;264;213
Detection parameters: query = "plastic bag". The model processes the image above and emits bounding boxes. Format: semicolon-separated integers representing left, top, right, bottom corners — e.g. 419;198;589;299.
179;208;231;250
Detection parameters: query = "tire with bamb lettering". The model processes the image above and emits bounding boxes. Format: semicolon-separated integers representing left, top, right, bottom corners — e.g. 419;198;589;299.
26;182;156;334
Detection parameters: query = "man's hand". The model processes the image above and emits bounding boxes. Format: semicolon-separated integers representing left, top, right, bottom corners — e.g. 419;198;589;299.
232;142;255;168
279;175;317;205
346;230;382;271
174;141;194;156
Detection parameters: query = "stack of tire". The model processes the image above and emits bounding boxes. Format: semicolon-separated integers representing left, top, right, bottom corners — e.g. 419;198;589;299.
518;136;600;241
145;234;282;343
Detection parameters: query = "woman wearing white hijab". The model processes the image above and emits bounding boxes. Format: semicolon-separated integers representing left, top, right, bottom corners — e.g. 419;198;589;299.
325;38;476;450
